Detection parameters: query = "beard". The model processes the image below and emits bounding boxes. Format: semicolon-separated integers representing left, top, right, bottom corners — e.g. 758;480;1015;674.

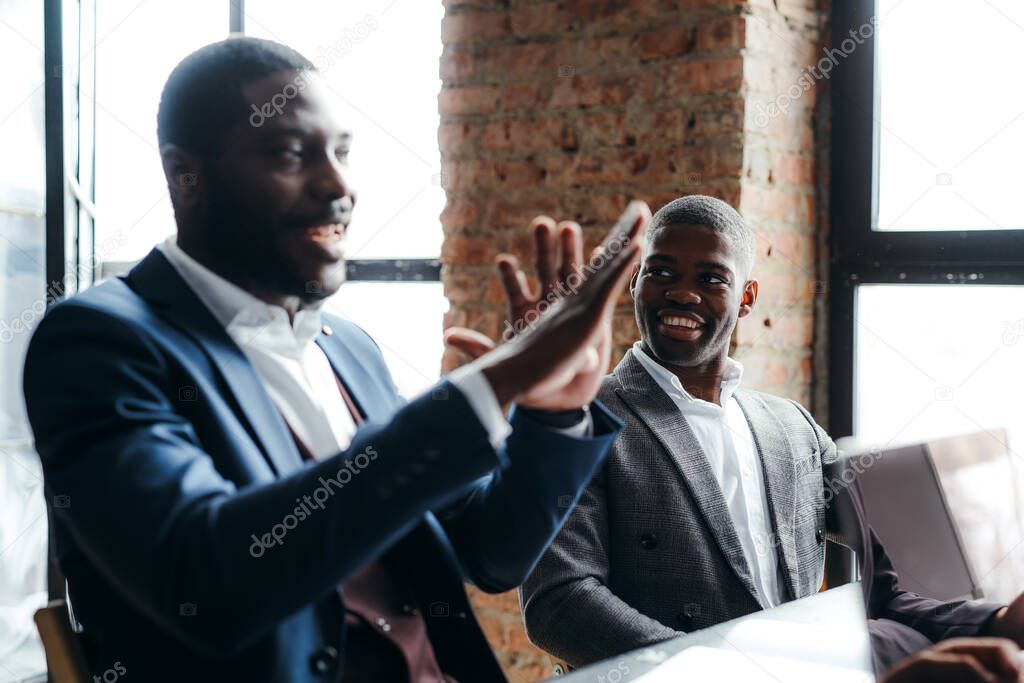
198;172;345;303
642;312;736;369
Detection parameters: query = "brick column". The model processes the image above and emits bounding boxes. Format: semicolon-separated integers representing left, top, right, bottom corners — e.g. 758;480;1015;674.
439;1;828;680
738;0;828;408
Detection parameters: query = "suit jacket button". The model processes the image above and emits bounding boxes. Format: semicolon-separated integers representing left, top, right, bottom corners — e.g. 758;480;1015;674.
639;533;659;550
676;613;693;630
816;528;824;543
308;645;338;675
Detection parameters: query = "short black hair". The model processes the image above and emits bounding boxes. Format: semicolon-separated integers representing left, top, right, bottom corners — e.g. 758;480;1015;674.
647;194;756;277
157;37;315;157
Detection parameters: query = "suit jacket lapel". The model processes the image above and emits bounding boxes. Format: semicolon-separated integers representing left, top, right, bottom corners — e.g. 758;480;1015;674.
125;249;304;476
314;325;401;423
613;350;764;606
733;390;800;601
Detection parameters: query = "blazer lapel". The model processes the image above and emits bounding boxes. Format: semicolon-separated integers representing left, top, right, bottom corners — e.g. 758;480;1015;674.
733;390;800;601
125;249;304;476
613;350;764;606
314;325;401;423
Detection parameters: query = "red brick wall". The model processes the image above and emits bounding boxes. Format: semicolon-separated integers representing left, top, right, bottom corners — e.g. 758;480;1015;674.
737;0;828;408
439;1;829;680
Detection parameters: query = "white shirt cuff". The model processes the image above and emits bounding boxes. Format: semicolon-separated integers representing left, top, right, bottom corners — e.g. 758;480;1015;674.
448;365;513;451
558;409;594;439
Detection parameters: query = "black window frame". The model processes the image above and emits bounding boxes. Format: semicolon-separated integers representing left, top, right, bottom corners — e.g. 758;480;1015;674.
828;0;1024;437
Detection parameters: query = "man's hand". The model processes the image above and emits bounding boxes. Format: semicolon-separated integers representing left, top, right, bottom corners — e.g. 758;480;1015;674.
880;638;1022;683
446;201;650;411
444;217;585;360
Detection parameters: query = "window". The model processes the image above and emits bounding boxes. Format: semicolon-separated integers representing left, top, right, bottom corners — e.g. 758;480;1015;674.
875;0;1024;232
93;0;228;263
75;0;446;396
855;284;1024;451
1;3;48;680
242;0;448;396
830;0;1024;455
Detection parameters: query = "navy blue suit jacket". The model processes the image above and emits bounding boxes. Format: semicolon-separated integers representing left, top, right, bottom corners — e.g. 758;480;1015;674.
22;249;622;682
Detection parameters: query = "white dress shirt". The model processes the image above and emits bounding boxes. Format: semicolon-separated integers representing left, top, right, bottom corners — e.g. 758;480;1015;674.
159;238;512;459
632;342;782;608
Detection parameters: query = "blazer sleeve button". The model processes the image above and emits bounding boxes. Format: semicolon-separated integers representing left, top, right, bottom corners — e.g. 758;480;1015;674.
639;533;659;550
308;645;338;675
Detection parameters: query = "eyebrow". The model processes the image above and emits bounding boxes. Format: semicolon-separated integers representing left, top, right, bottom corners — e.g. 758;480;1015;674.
257;125;353;142
646;254;733;272
696;260;734;276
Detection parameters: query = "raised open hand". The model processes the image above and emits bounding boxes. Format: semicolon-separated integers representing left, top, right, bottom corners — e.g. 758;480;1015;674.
497;217;585;343
446;201;650;411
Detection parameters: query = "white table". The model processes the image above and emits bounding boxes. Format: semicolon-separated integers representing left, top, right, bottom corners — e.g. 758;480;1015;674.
555;583;875;682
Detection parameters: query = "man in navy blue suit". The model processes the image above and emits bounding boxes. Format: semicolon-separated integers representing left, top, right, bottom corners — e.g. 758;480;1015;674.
22;38;649;682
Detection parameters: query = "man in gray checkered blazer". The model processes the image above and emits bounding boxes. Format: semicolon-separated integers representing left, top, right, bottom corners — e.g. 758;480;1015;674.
520;196;1024;672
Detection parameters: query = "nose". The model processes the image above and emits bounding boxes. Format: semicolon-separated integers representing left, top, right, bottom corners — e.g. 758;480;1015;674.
310;154;356;208
665;287;701;305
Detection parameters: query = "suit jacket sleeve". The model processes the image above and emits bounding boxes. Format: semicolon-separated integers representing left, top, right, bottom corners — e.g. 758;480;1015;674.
863;518;1004;642
21;302;610;658
519;443;681;668
796;403;1006;644
439;403;622;594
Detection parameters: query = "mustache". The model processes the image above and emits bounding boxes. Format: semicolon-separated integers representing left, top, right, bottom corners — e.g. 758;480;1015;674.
283;197;354;231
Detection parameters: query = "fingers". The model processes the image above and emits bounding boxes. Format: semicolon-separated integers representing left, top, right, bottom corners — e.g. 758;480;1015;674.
444;327;496;360
920;652;1002;683
582;200;650;301
934;638;1021;681
583;238;642;318
557;221;583;286
601;243;642;316
496;255;532;312
598;199;651;255
532;217;558;294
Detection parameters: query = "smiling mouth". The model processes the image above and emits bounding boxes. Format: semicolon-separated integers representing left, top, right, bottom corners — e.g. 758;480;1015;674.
303;223;345;243
661;315;703;330
657;312;707;341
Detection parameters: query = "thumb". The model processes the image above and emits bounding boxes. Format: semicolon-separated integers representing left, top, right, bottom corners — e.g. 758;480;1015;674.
444;327;496;360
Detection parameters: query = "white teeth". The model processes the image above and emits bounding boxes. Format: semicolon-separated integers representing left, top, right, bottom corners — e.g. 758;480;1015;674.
662;316;702;329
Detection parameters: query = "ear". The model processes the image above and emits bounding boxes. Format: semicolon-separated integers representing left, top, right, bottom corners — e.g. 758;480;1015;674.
628;264;640;298
160;144;203;210
738;279;758;318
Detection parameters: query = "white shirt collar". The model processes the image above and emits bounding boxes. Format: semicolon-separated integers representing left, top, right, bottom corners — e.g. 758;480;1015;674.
159;237;324;348
631;340;744;409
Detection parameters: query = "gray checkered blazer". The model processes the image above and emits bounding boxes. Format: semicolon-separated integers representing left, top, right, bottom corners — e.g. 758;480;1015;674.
520;349;840;668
